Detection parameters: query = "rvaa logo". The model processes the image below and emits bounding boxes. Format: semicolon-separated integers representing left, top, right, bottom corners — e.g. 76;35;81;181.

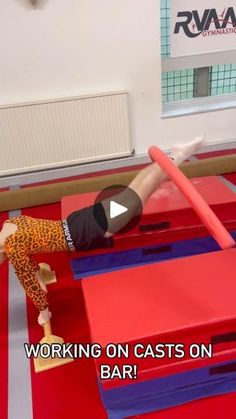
174;7;236;38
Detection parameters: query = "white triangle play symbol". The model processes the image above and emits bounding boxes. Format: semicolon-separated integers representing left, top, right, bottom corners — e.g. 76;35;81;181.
110;200;128;219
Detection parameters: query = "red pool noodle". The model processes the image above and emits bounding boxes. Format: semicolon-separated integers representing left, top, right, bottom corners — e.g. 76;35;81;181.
148;146;235;250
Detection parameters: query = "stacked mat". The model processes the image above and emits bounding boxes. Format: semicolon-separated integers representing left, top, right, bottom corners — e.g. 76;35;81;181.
62;166;236;417
82;249;236;419
61;176;236;278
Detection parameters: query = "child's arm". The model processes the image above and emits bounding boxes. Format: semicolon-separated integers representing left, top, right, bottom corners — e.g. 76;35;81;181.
5;241;49;313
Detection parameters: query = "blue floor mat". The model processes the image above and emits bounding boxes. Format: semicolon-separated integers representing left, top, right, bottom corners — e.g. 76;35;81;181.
99;360;236;419
72;232;236;279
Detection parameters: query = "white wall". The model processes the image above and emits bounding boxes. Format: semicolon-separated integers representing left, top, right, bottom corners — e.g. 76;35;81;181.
1;0;236;155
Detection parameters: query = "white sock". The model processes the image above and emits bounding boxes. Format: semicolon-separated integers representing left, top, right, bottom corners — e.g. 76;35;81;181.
38;308;52;326
169;134;205;165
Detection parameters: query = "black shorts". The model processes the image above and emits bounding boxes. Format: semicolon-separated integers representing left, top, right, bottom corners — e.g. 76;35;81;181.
62;203;113;251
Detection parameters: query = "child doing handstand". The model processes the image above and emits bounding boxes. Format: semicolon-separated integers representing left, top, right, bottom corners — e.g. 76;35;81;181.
0;136;204;325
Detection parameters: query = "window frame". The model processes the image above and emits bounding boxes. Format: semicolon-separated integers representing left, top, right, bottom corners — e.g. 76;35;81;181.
162;92;236;119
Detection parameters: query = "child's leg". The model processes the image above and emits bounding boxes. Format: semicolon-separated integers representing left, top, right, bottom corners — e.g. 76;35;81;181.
103;135;204;235
129;135;204;203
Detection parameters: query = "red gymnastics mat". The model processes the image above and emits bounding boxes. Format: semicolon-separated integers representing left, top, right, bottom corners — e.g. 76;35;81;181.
82;248;236;388
61;176;236;256
61;175;236;220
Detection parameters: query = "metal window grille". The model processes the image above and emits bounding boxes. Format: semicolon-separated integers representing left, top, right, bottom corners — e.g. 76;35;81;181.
210;64;236;96
160;0;170;58
162;70;195;103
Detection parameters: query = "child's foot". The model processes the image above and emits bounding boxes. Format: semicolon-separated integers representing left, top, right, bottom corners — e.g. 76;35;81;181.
170;134;205;165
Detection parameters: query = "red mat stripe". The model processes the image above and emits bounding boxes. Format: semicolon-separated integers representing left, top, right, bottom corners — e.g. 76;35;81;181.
0;211;9;419
197;148;236;159
224;173;236;186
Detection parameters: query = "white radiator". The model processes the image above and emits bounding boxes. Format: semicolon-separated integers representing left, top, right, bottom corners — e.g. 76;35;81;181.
0;91;132;176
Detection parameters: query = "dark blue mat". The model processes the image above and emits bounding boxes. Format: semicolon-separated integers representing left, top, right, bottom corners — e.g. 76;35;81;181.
99;360;236;419
72;232;236;279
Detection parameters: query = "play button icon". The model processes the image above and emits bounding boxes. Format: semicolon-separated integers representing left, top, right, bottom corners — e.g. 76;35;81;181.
110;201;128;219
94;185;143;235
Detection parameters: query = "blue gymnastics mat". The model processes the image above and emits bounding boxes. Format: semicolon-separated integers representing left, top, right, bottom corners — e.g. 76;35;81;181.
71;232;236;279
99;360;236;419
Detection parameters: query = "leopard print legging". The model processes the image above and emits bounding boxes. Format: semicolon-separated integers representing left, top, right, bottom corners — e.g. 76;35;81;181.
4;215;68;311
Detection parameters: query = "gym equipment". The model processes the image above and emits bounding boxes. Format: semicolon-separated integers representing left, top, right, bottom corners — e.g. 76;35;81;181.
101;358;236;418
33;264;72;373
1;154;236;211
61;175;236;278
80;148;236;418
82;251;236;417
72;229;236;279
62;176;236;255
135;392;236;419
39;262;57;285
83;248;236;371
148;147;235;249
33;321;74;373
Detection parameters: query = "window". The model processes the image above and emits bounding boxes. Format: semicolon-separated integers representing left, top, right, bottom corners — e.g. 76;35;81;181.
160;0;236;116
162;69;195;103
210;64;236;96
